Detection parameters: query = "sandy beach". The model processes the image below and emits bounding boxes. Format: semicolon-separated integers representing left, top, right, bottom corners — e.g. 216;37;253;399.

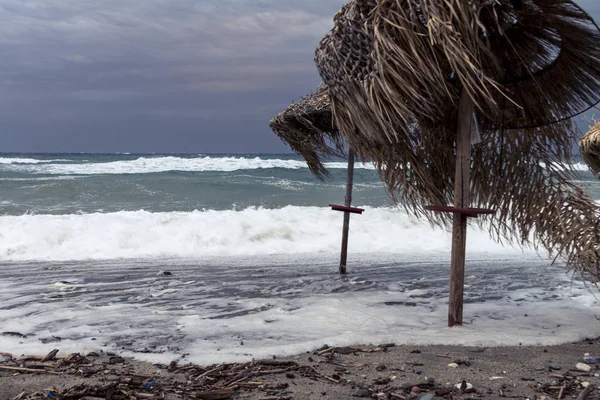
3;339;600;399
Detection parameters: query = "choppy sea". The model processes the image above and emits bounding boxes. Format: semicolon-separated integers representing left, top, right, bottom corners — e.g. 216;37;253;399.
1;153;600;365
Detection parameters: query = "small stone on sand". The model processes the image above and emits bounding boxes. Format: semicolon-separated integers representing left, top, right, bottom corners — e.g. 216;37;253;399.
576;362;592;372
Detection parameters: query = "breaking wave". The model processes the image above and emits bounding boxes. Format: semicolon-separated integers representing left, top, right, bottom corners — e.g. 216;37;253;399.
0;206;527;261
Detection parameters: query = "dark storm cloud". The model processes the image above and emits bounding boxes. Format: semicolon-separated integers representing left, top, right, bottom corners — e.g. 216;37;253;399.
0;0;344;152
0;1;599;152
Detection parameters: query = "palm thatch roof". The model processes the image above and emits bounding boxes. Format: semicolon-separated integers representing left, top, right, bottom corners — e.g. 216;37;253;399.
579;121;600;178
269;84;345;178
305;0;600;280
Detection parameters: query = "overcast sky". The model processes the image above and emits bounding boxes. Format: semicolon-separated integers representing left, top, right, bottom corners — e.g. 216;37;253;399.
0;1;599;153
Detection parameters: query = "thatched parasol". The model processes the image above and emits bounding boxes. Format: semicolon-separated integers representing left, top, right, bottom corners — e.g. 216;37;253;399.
313;0;600;326
269;83;344;178
271;84;365;274
579;121;600;177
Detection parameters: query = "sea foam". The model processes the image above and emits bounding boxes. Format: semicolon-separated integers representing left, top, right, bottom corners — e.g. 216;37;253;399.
1;155;591;175
0;157;71;164
0;206;530;261
0;254;596;365
2;156;376;175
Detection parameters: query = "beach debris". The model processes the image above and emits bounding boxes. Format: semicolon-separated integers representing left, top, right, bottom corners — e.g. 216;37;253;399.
584;356;600;364
537;365;599;400
410;349;421;354
455;381;473;391
375;364;386;371
453;358;471;366
447;363;458;368
109;356;125;364
335;346;357;354
195;388;236;399
144;380;157;390
374;376;390;385
576;363;592;372
0;365;63;375
41;349;59;362
577;384;596;400
7;343;600;400
469;347;485;353
521;376;535;381
1;331;26;338
157;270;172;276
355;388;372;397
435;388;453;396
39;336;62;344
550;364;562;370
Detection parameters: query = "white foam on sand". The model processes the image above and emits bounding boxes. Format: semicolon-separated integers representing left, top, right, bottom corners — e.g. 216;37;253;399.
0;206;527;261
0;254;598;365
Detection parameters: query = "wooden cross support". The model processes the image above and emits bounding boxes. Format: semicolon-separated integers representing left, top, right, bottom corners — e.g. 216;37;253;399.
423;205;494;218
329;204;365;214
423;90;495;327
330;149;362;274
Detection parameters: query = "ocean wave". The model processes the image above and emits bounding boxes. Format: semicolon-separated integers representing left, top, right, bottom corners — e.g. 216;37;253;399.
539;161;590;172
0;175;82;181
0;157;72;164
1;155;590;175
572;162;591;171
0;156;376;175
0;206;528;261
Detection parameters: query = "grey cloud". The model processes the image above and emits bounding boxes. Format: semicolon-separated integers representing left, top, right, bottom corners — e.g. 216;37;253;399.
0;0;346;152
0;0;599;153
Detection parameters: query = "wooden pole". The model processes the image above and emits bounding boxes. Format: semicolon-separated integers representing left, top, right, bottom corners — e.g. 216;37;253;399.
339;148;356;274
448;90;474;327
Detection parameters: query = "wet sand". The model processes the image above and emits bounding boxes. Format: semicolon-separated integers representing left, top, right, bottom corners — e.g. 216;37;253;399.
2;339;600;399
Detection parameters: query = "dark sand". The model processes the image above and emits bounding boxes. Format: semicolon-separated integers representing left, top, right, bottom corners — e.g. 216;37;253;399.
2;340;600;399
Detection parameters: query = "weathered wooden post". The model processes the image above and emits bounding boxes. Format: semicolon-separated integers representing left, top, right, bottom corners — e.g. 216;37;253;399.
339;148;356;274
329;148;364;274
448;90;474;327
424;89;493;325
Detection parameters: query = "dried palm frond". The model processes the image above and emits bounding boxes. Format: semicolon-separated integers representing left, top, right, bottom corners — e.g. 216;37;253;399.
269;84;346;177
382;119;600;280
315;0;600;153
579;121;600;177
309;0;600;280
271;84;600;279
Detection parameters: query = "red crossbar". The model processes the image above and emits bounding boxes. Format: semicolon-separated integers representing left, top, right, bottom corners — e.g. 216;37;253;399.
423;205;495;217
329;204;365;214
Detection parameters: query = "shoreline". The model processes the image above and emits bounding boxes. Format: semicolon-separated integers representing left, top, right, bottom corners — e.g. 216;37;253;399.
2;340;600;399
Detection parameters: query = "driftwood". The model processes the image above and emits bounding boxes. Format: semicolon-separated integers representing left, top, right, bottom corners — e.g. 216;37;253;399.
0;365;62;375
4;347;599;400
40;349;59;362
576;384;596;400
